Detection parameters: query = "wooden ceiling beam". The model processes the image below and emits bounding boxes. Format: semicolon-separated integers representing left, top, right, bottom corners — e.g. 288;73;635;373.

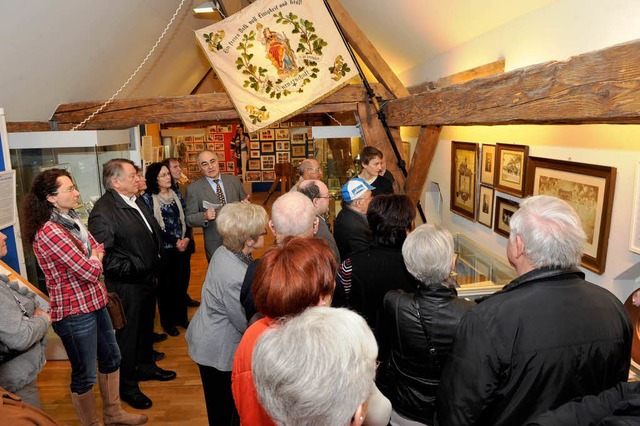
408;59;506;94
385;40;640;126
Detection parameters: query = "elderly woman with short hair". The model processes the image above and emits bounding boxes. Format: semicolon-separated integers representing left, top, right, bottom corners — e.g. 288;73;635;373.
253;306;378;426
186;201;268;426
378;224;474;425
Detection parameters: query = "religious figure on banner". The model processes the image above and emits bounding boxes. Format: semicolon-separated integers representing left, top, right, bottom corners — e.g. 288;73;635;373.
258;26;298;77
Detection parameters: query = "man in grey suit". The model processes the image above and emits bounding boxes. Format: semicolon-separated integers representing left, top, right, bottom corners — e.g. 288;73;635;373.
186;150;248;261
298;179;340;263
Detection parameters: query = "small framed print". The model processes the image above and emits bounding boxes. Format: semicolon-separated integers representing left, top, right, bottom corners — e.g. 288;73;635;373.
291;133;306;144
261;142;274;153
261;155;275;170
250;141;260;150
250;132;259;141
188;164;198;173
194;135;205;143
213;134;224;142
260;129;275;141
276;141;290;151
184;136;194;142
213;142;224;151
187;152;197;163
269;122;280;129
495;143;529;197
275;128;290;140
480;144;496;186
494;196;519;238
450;141;478;221
206;142;216;150
248;159;261;170
218;125;232;133
218;162;226;172
185;143;194;152
262;171;276;181
227;161;235;171
279;121;290;128
215;151;226;161
291;145;306;157
194;143;205;152
288;121;305;127
276;152;290;163
250;150;260;159
246;171;262;182
477;185;495;228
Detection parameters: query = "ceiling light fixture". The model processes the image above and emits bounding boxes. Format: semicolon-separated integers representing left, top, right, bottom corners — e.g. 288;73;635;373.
193;1;220;14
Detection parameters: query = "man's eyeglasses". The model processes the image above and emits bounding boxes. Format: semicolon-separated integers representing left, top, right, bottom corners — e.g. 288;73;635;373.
315;194;334;200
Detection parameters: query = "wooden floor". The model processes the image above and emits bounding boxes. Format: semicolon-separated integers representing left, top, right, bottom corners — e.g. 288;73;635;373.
38;191;277;425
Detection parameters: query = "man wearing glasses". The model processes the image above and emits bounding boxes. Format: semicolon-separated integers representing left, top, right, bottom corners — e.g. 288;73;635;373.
290;158;323;192
298;179;340;262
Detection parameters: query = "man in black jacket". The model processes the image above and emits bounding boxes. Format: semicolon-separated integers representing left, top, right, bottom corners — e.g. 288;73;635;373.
89;159;176;410
437;195;632;426
334;177;374;260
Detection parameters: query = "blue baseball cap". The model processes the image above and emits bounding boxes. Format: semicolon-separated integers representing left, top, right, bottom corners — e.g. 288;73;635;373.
341;178;375;202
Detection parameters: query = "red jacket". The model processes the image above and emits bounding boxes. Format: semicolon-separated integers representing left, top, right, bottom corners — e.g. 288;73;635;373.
231;317;276;426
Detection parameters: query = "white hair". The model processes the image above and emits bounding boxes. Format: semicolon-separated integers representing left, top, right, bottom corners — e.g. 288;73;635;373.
402;224;454;284
271;192;316;237
509;195;586;269
252;307;378;426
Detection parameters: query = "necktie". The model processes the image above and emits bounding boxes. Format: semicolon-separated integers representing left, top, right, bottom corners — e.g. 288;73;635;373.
214;179;226;205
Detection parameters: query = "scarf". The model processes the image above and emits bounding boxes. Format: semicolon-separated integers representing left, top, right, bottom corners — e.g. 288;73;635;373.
151;189;186;238
234;251;253;266
50;209;91;257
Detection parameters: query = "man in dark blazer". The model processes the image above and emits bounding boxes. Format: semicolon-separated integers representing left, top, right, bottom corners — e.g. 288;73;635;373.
334;177;375;261
89;159;176;410
186;150;248;261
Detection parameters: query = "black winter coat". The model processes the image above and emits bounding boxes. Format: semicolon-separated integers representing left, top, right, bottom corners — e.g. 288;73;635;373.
436;267;633;426
378;283;474;424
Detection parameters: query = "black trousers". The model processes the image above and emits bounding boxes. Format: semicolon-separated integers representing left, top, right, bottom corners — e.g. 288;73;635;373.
107;278;156;395
197;364;239;426
157;248;190;328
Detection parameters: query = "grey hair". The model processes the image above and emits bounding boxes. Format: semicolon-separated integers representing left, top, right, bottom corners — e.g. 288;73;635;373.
252;307;378;426
402;224;454;284
297;180;321;201
102;158;134;190
271;192;316;237
509;195;586;269
298;158;317;175
216;202;268;252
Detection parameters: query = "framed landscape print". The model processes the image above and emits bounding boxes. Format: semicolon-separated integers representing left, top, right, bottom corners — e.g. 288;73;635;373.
247;159;261;170
276;141;290;151
480;144;496;186
525;156;616;274
478;185;495;228
261;155;275;170
291;145;306;157
262;171;277;181
250;150;260;159
250;141;260;150
213;142;224;151
275;128;290;140
246;171;262;182
260;129;275;141
249;132;259;141
450;141;478;221
494;196;519;238
218;125;232;133
261;142;274;153
495;143;528;197
291;133;306;144
276;152;290;163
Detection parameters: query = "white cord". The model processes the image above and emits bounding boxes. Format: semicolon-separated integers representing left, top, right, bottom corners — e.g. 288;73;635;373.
325;113;343;126
72;0;188;131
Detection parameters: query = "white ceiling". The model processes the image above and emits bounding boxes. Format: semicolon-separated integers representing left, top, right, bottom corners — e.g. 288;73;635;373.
0;0;557;123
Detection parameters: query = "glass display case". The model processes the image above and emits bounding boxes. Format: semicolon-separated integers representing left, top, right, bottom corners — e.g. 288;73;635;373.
452;233;517;299
8;129;134;292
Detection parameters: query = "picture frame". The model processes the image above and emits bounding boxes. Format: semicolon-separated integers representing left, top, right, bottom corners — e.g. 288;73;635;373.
250;150;260;159
276;152;290;163
630;162;640;254
495;143;529;197
288;121;305;128
206;142;216;150
213;142;225;151
493;196;519;238
291;145;306;157
275;128;290;140
480;144;496;186
218;162;226;172
477;185;495;228
218;125;232;133
194;135;205;143
261;155;275;170
262;171;277;181
213;134;224;142
247;159;261;170
279;121;290;128
450;141;478;221
276;141;290;151
187;152;197;163
261;142;274;153
194;143;205;152
215;151;225;161
227;161;235;171
525;156;616;274
249;132;259;141
260;129;275;141
246;171;262;182
291;133;306;144
250;141;260;150
185;143;194;152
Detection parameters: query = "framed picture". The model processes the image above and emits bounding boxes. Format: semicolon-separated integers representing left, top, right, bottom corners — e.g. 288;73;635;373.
187;152;197;163
184;136;194;142
494;196;519;238
291;133;306;144
260;129;275;141
279;121;290;128
630;162;640;254
291;145;306;157
218;162;226;172
188;164;198;173
227;161;235;171
194;143;205;152
276;152;290;163
450;141;478;221
248;159;261;170
250;132;259;141
213;142;224;151
185;143;194;152
206;142;216;150
261;155;275;170
478;185;495;228
218;125;232;133
246;171;262;182
525;156;616;274
213;134;224;142
275;128;290;140
495;143;529;197
288;121;305;127
276;141;290;151
250;141;260;150
262;171;277;181
480;144;496;186
269;122;280;128
194;135;205;143
250;150;260;159
261;142;274;153
215;151;225;161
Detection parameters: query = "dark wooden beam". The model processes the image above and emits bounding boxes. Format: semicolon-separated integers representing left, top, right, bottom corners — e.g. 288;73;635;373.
386;40;640;126
405;126;442;207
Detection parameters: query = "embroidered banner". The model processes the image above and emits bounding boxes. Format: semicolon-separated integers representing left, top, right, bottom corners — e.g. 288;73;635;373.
195;0;359;133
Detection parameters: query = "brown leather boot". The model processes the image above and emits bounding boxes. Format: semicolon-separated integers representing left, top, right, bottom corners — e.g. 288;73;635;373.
71;389;103;426
98;370;148;425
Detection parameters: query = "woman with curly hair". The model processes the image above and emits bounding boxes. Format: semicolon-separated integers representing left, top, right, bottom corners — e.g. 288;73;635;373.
21;168;146;426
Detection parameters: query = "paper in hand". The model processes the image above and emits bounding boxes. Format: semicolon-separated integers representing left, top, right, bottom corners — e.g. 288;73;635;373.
203;200;222;210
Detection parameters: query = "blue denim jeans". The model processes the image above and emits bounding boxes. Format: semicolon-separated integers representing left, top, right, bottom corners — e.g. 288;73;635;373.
52;307;121;394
